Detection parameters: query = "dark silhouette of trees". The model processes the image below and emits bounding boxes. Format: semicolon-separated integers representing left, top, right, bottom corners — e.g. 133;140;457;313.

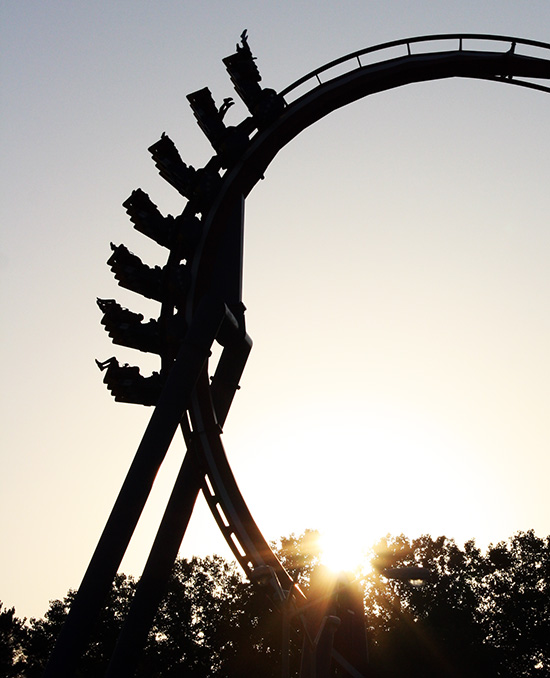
2;530;548;677
365;531;550;677
0;603;28;677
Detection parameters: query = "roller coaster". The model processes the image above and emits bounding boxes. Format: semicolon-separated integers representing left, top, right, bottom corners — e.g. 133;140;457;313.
44;33;550;677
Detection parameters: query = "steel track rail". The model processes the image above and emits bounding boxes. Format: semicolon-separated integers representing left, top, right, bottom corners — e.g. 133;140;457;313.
190;36;550;310
184;34;549;675
279;33;550;101
46;33;550;678
187;34;550;588
192;371;300;593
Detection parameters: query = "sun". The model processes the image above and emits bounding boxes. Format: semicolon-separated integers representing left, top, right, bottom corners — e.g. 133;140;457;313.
318;525;371;575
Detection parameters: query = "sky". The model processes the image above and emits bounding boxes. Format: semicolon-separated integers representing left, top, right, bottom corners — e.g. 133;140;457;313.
1;1;549;621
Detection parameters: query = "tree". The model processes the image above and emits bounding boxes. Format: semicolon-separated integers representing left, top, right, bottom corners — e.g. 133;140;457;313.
482;531;550;676
3;530;549;676
364;534;496;677
271;529;322;590
0;603;28;677
364;531;550;677
21;573;137;677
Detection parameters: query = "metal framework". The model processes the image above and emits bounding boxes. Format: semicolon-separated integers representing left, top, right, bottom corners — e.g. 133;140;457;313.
44;33;550;678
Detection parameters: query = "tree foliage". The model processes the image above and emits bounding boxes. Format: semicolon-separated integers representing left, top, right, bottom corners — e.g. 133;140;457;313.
364;531;550;677
0;603;28;677
2;530;548;677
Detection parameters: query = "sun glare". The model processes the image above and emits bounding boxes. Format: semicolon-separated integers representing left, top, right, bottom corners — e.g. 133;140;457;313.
318;527;370;575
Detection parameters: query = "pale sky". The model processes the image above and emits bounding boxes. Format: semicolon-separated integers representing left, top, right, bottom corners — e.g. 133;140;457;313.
1;1;549;621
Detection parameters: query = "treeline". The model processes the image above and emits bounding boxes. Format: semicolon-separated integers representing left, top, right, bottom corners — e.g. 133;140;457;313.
1;530;549;677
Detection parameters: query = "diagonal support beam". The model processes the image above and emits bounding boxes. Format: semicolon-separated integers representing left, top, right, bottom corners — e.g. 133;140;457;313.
104;334;253;678
43;297;229;678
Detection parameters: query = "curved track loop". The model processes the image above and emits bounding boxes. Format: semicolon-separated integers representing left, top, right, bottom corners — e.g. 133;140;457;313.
190;34;550;306
46;33;550;678
188;33;550;595
180;34;550;674
279;34;550;100
192;370;300;594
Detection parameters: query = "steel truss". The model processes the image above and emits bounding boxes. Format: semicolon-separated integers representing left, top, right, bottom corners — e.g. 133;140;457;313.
44;32;550;678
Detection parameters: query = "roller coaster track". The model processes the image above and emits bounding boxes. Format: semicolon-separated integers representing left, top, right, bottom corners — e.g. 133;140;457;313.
45;33;550;678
